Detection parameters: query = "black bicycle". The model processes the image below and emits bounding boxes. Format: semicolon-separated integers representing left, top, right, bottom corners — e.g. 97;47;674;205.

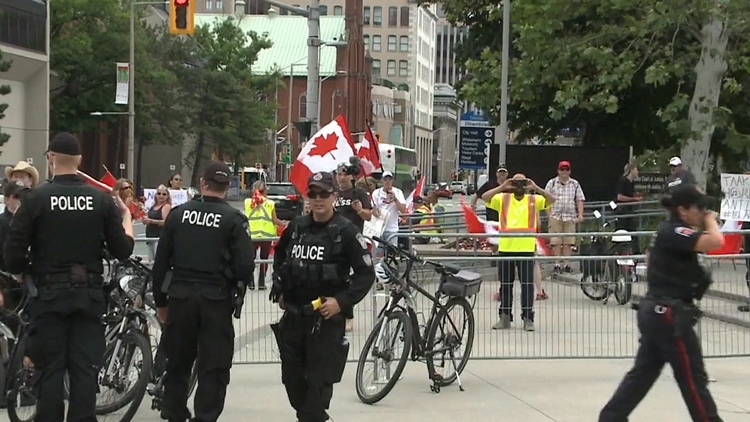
355;236;482;404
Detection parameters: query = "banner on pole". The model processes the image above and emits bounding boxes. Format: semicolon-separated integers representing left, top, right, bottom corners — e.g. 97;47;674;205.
115;62;130;105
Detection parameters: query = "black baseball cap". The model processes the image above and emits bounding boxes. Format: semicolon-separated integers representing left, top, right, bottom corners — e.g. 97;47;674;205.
4;181;29;197
47;132;81;156
666;185;711;210
497;164;508;173
202;160;231;184
308;171;335;191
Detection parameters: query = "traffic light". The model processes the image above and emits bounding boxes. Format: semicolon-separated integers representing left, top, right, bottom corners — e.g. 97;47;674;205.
169;0;195;35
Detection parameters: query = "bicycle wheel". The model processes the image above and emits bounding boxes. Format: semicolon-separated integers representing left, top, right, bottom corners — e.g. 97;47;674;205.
7;333;36;422
95;330;153;422
355;311;413;405
425;297;475;387
614;267;634;305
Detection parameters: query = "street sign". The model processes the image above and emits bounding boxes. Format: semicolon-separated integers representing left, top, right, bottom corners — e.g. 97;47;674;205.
169;165;176;171
458;111;494;170
119;163;125;170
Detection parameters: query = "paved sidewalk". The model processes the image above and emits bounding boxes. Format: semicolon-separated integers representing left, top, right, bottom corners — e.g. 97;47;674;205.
13;357;746;421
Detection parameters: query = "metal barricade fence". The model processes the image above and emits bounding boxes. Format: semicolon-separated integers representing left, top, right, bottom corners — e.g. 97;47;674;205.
132;229;750;364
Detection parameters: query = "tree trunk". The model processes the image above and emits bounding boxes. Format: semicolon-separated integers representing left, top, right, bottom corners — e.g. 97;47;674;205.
681;13;730;190
191;132;205;187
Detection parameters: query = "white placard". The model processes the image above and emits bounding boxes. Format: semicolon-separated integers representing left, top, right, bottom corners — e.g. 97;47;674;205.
363;210;389;240
115;62;130;105
143;188;189;210
720;173;750;221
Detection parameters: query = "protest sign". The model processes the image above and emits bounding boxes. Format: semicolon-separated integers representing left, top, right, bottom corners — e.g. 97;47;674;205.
720;173;750;221
143;188;189;210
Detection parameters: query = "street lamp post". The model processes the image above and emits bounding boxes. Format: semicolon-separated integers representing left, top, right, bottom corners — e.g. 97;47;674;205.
497;0;511;166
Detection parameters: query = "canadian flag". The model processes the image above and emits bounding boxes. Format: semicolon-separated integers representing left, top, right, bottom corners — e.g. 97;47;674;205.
461;197;551;255
357;125;382;176
404;175;426;213
289;115;357;194
707;220;741;255
77;167;116;193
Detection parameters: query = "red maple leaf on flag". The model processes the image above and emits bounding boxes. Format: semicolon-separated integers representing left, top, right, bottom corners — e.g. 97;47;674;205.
308;133;339;158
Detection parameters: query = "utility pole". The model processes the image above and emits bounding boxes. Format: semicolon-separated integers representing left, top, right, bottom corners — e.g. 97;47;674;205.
128;0;136;183
306;0;320;136
497;0;511;164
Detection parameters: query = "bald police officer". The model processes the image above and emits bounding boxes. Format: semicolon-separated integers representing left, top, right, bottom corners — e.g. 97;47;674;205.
3;132;135;422
271;171;375;422
152;160;255;422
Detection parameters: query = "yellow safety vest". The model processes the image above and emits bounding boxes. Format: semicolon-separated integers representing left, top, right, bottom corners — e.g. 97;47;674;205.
416;204;438;234
245;198;276;239
495;193;541;253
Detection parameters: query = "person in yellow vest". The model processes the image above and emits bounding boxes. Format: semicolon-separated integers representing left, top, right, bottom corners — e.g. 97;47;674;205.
412;191;439;244
482;173;556;332
244;181;288;290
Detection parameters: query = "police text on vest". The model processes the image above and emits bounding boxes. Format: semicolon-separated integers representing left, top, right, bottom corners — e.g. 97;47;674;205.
291;244;325;260
51;196;94;211
182;210;222;228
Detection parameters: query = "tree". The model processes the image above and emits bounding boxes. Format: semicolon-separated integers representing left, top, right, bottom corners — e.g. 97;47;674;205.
0;48;11;151
164;17;276;184
439;0;750;188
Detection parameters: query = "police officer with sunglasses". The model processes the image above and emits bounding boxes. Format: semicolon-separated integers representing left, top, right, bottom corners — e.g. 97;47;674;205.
270;171;374;422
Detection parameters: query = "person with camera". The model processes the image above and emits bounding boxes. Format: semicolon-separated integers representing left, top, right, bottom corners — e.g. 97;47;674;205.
334;160;372;332
371;171;407;254
481;173;556;332
599;185;724;422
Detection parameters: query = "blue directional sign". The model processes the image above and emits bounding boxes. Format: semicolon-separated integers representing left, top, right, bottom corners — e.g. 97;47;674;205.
458;111;494;170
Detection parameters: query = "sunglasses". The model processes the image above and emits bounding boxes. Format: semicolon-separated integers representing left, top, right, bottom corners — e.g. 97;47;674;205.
156;192;168;196
122;185;132;190
307;190;332;199
172;178;182;182
559;167;570;171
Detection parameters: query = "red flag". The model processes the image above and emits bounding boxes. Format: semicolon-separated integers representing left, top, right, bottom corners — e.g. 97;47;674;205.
460;197;550;255
77;170;112;193
707;220;736;255
405;176;426;213
290;115;357;194
357;125;382;176
100;165;117;188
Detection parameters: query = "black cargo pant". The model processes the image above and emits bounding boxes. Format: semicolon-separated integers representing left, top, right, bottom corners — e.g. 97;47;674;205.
162;282;234;422
272;312;348;422
497;252;535;322
27;286;106;422
599;299;723;421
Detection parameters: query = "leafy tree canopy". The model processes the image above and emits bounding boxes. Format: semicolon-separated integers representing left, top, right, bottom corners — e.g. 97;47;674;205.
439;0;750;162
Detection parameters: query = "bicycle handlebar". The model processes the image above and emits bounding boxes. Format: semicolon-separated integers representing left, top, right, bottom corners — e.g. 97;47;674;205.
371;236;462;276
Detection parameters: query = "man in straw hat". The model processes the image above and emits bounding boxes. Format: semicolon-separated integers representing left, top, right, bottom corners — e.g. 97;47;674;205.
5;161;39;187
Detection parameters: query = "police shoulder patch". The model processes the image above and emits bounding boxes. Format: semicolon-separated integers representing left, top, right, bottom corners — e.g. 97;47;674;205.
355;232;368;250
675;226;695;237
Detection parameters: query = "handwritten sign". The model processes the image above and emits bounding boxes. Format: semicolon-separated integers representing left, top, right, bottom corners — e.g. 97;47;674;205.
720;173;750;221
363;210;389;240
634;173;668;195
143;188;189;210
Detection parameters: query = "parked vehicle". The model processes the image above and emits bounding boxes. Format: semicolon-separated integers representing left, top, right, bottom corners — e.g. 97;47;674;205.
450;181;468;195
435;183;453;199
579;203;634;305
266;182;304;220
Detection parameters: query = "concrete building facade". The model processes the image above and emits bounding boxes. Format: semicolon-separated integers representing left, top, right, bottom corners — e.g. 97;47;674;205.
370;84;411;147
432;83;460;183
0;0;50;172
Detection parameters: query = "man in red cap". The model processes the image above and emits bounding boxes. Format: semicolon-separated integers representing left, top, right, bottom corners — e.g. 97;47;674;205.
544;160;586;273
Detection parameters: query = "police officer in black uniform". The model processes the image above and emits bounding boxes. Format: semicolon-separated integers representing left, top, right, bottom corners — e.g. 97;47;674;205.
3;132;135;422
599;185;724;422
271;171;375;422
152;160;255;422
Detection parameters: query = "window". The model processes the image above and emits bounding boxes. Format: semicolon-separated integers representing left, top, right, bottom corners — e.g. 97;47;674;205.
319;5;328;15
399;60;408;77
387;60;396;76
363;35;370;50
363;6;370;25
299;94;307;118
387;35;396;52
216;0;223;8
205;0;213;10
372;35;381;51
372;60;381;76
388;7;397;26
400;6;409;26
279;7;288;15
333;5;343;15
399;36;408;51
373;6;382;26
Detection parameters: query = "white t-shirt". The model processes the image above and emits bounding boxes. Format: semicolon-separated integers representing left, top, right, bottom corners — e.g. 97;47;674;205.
371;187;406;232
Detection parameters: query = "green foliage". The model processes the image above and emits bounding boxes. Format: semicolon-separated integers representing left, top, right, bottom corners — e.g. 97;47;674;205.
0;48;11;150
438;0;750;156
